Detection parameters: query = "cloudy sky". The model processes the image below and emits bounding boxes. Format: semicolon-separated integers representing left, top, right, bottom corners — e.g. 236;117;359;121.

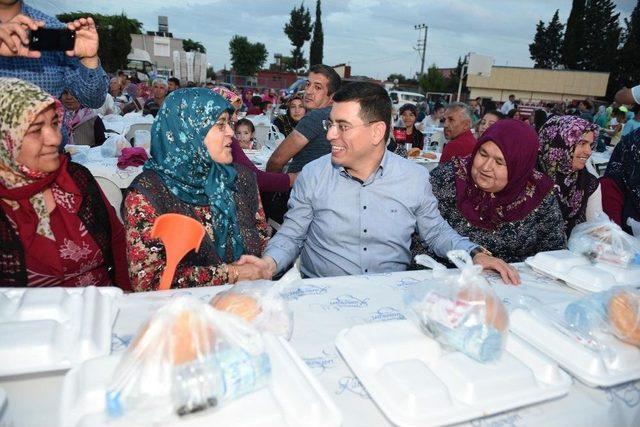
32;0;635;80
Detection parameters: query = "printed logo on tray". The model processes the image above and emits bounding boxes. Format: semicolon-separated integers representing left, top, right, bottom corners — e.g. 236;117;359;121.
389;277;421;290
470;412;524;427
329;294;370;309
111;333;134;352
280;284;329;301
303;350;336;374
336;376;370;399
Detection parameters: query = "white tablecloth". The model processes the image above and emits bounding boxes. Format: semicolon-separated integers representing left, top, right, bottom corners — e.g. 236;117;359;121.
2;266;639;427
78;156;143;189
410;151;441;172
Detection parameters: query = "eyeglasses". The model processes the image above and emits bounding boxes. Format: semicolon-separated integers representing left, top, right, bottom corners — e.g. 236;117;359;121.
322;119;378;134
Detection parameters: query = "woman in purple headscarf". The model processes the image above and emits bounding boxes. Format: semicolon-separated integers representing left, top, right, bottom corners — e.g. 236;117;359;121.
412;119;565;264
537;115;601;235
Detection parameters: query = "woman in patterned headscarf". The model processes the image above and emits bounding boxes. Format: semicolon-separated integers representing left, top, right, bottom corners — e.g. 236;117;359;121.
0;78;129;288
124;88;271;292
537;115;602;235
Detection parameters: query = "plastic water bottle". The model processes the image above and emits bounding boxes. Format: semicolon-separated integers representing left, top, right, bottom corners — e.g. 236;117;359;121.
171;346;271;416
427;322;503;363
564;291;611;335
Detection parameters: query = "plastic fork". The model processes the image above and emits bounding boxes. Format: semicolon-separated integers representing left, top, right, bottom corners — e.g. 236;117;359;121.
151;213;206;291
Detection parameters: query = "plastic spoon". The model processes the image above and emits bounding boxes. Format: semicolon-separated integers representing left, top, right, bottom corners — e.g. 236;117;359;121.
151;213;206;291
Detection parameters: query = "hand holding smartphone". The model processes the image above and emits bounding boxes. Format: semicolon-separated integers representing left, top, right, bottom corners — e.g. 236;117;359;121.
28;28;76;51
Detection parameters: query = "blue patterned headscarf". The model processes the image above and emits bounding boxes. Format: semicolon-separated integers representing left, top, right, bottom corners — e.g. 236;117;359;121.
144;88;244;261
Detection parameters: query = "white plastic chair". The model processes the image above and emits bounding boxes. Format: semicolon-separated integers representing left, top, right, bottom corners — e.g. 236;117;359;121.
124;123;152;144
94;176;123;223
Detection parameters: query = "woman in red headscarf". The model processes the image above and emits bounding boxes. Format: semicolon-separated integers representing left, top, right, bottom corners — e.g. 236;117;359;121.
412;119;566;263
0;78;129;288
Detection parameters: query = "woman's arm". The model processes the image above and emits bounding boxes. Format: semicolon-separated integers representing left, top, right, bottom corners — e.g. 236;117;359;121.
536;192;568;251
601;177;625;226
123;190;232;291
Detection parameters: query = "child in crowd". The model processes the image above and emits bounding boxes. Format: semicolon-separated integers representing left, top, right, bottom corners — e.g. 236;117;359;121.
235;118;256;149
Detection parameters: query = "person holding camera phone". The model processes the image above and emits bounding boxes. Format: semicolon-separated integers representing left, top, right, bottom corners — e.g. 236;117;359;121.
0;1;108;144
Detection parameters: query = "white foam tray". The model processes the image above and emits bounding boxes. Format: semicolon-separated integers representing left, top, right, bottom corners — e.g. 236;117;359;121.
0;286;122;377
335;320;571;427
510;308;640;387
525;249;640;293
59;333;342;427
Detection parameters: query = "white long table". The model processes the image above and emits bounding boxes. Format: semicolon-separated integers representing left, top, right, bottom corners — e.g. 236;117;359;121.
2;266;640;426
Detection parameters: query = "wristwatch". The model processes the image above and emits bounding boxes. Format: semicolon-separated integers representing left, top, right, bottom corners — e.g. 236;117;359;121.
470;246;492;258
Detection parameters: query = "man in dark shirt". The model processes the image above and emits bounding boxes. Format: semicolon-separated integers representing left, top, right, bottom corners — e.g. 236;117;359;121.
266;64;341;173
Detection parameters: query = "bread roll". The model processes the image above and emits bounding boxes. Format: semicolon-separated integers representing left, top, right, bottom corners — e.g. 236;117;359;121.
211;293;262;322
609;292;640;346
457;288;509;331
407;147;421;158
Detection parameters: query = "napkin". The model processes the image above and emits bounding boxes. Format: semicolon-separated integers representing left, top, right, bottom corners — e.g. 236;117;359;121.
117;147;149;169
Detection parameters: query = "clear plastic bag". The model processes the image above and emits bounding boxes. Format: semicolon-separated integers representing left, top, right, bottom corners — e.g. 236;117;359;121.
568;214;640;267
406;250;509;363
106;296;270;422
565;287;640;347
210;280;294;340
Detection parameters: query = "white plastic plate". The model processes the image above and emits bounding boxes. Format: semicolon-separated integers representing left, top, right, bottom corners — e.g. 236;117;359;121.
335;320;570;427
510;308;640;387
0;286;122;377
525;249;640;293
59;333;341;427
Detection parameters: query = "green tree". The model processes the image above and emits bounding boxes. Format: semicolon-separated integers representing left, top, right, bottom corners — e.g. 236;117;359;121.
57;12;142;73
529;10;564;69
206;66;216;80
387;73;407;84
228;35;268;76
617;0;640;89
183;38;206;53
419;64;446;93
284;3;312;70
583;0;621;72
309;0;323;66
561;0;586;69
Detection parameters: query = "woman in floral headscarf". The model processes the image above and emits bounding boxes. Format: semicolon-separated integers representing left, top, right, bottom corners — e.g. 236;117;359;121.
0;78;129;288
537;115;602;235
124;88;271;292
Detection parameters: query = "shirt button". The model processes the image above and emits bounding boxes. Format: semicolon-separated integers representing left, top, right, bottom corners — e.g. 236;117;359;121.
364;247;367;251
364;229;367;233
365;269;368;273
363;206;367;210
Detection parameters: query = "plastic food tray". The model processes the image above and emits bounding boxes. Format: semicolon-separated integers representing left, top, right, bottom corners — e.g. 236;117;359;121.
510;308;640;387
335;320;571;427
59;333;342;427
0;286;122;377
525;249;640;293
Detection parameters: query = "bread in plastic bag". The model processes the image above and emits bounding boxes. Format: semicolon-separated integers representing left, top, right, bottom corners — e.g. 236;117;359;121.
568;214;640;267
565;287;640;346
106;296;270;422
210;280;293;339
406;250;509;363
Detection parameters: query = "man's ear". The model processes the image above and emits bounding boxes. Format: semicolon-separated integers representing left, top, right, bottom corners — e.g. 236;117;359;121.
371;121;387;147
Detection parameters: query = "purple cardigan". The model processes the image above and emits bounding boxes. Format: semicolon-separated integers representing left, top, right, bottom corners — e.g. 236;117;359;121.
231;138;290;192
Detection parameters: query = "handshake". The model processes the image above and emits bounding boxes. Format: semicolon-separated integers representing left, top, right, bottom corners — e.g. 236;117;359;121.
229;255;278;283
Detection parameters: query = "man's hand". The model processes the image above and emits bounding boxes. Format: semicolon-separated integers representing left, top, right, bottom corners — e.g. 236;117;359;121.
66;17;99;68
287;172;299;187
472;253;520;285
0;14;43;58
234;255;276;280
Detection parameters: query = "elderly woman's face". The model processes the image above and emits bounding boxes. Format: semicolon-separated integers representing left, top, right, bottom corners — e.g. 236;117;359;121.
152;82;167;99
204;112;234;164
571;131;594;171
289;99;306;121
16;106;61;173
60;91;80;112
109;80;121;96
471;140;509;193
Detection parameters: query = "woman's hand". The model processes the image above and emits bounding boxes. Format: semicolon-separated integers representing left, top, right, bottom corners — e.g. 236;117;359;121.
0;14;43;58
66;17;99;68
234;255;275;281
472;253;521;285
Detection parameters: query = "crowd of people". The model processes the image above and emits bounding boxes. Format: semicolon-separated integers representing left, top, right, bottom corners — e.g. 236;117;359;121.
0;2;638;291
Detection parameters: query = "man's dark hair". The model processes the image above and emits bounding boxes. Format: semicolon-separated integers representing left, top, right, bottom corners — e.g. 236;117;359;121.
332;82;391;141
168;77;180;87
433;102;445;113
308;64;342;96
399;103;417;116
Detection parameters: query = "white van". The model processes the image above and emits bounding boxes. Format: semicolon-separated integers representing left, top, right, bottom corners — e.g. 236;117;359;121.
388;90;426;119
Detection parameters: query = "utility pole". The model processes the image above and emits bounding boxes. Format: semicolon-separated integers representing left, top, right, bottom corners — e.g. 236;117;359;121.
414;24;428;77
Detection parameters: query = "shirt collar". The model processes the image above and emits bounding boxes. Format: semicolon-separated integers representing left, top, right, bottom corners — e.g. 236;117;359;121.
337;149;388;185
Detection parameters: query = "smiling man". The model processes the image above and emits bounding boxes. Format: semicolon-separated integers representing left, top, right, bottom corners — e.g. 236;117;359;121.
239;82;520;284
440;102;477;164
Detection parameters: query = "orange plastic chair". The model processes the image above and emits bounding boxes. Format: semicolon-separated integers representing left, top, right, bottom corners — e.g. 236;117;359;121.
151;213;206;291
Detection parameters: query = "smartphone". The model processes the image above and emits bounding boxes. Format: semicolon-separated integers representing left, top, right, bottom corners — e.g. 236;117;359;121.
29;29;76;51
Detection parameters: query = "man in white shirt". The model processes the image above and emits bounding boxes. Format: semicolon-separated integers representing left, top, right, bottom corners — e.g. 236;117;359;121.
500;94;516;115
